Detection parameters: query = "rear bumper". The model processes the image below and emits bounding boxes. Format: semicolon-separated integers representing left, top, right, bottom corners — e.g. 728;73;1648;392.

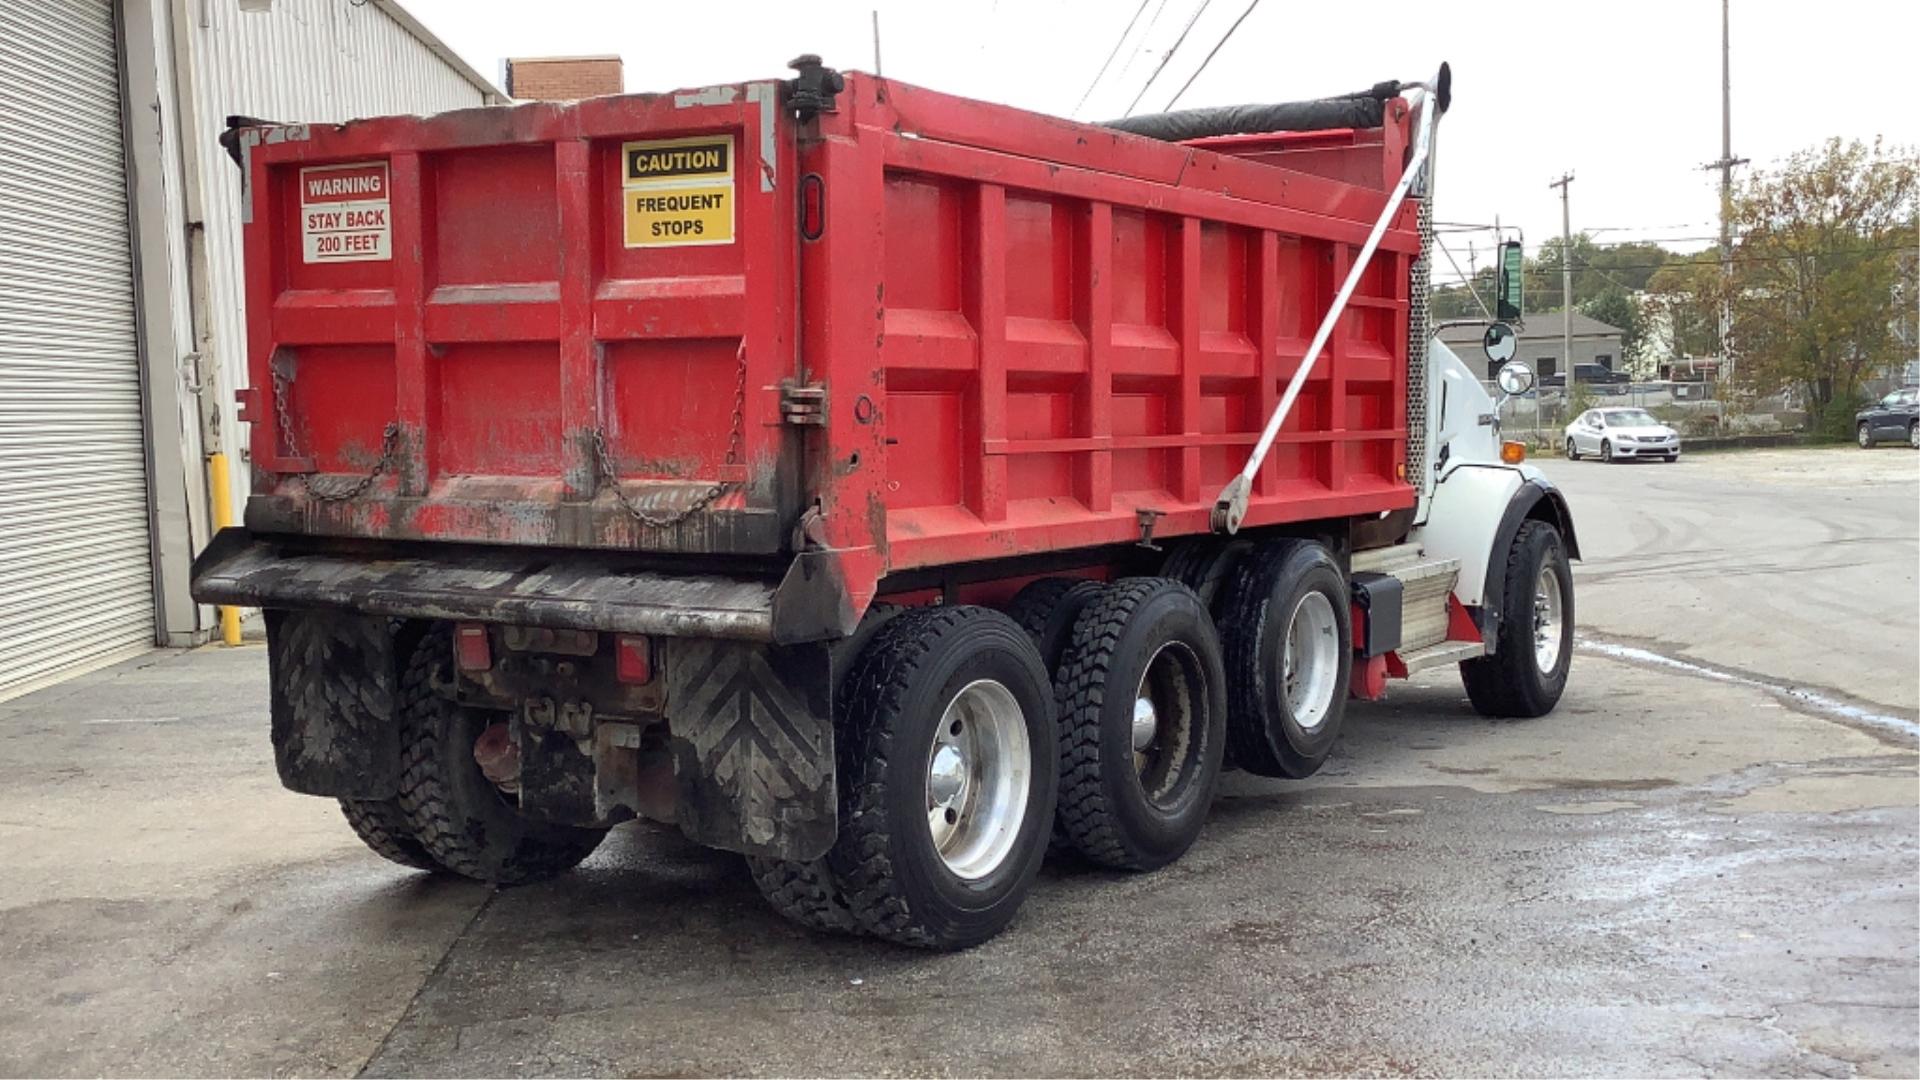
190;528;857;644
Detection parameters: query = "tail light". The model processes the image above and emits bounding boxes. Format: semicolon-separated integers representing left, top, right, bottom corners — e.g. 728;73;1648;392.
615;634;653;684
454;622;492;671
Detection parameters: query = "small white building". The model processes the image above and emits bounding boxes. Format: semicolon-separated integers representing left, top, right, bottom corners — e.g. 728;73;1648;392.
0;0;503;697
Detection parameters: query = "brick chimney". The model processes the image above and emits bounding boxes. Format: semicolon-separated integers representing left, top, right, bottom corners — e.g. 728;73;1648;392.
505;56;624;101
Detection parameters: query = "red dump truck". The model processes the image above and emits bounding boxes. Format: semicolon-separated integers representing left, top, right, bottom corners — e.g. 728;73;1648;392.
194;58;1578;949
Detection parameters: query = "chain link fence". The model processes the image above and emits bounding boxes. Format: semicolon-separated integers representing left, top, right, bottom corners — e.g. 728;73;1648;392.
1484;380;1791;449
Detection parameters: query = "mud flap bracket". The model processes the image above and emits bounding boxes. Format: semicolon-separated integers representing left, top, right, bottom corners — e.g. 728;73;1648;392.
663;638;836;860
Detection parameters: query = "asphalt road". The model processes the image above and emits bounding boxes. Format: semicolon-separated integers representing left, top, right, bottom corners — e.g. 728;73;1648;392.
2;446;1915;1077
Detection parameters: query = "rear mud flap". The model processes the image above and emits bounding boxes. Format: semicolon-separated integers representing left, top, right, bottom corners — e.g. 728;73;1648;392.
664;639;835;861
265;609;400;799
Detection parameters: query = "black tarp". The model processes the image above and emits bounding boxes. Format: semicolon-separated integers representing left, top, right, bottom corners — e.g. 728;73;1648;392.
1101;81;1402;142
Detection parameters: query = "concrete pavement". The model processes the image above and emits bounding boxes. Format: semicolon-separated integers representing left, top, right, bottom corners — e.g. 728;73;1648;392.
0;446;1914;1076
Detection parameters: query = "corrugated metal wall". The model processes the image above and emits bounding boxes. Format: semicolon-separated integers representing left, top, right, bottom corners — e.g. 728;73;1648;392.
0;1;157;695
189;0;492;516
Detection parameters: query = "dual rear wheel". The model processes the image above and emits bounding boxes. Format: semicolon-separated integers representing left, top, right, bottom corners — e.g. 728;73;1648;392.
337;628;608;884
754;537;1356;949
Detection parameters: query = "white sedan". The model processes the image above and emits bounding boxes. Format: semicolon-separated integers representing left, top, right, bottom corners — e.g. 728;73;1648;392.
1564;407;1682;463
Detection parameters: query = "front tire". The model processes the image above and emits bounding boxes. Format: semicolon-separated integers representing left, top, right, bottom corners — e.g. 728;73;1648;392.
395;631;607;885
1054;578;1227;871
1565;438;1580;461
1908;421;1918;449
1218;540;1352;779
1460;521;1574;718
1857;422;1875;448
828;606;1057;949
1600;439;1615;462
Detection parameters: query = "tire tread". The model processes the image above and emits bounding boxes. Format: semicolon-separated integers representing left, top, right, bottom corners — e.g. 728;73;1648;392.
338;797;440;871
1460;520;1571;718
395;633;604;885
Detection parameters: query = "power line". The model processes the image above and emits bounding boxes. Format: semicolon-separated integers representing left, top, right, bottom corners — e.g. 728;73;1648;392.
1070;0;1153;117
1113;0;1175;85
1428;245;1918;280
1160;0;1263;112
1122;0;1214;118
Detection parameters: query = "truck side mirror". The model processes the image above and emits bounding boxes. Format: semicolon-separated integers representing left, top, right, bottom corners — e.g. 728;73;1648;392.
1483;322;1517;364
1496;360;1534;397
1495;240;1523;322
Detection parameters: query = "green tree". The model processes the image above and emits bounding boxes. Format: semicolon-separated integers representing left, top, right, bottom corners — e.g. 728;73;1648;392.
1581;286;1645;367
1724;137;1918;427
1524;235;1676;312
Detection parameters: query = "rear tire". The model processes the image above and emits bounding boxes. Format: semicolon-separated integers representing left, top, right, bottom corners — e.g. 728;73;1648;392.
1054;578;1227;871
746;856;860;934
1460;520;1574;718
828;606;1057;949
1218;540;1352;779
339;798;440;871
1004;577;1106;670
396;631;607;885
1157;537;1256;613
1857;422;1875;449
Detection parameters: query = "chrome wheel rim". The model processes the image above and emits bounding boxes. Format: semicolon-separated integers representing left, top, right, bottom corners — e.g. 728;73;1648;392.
1858;424;1871;447
1533;563;1566;672
1132;641;1201;805
1565;439;1577;458
1909;425;1918;449
1282;591;1340;731
925;679;1030;880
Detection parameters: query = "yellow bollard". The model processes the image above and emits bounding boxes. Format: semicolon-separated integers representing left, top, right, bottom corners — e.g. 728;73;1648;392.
208;452;243;646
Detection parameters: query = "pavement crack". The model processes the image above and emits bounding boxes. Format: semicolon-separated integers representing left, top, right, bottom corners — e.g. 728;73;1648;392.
354;888;495;1078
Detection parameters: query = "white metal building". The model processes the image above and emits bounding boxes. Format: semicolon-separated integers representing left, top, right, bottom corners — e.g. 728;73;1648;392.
0;0;502;698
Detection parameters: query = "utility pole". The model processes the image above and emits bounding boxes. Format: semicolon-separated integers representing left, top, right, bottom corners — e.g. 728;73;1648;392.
1703;0;1747;383
871;10;883;76
1550;172;1574;382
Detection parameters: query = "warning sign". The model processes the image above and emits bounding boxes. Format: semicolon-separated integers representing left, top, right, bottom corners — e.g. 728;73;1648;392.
621;135;734;248
300;162;391;263
625;139;731;182
625;183;734;246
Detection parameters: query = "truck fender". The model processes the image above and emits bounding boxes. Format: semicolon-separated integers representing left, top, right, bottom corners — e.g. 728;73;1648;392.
1414;465;1579;630
1478;476;1580;649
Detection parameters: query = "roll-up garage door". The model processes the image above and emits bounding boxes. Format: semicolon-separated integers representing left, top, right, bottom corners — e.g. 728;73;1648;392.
0;1;156;696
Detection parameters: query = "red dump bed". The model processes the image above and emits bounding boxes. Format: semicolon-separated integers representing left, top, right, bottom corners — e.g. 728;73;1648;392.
234;71;1419;610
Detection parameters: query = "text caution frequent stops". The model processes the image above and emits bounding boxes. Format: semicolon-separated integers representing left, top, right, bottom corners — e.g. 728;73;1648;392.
622;135;736;248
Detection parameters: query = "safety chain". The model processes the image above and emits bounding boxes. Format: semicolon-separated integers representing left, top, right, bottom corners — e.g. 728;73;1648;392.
269;353;400;501
269;353;300;459
303;422;401;501
593;344;750;529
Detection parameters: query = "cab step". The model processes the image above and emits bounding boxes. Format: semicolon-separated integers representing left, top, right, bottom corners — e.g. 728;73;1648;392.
1353;543;1460;654
1393;639;1485;674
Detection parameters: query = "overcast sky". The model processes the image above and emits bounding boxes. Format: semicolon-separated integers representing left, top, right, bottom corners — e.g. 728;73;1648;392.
405;0;1916;283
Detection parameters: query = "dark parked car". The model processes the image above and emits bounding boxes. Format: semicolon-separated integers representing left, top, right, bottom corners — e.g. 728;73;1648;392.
1855;387;1919;448
1539;362;1632;392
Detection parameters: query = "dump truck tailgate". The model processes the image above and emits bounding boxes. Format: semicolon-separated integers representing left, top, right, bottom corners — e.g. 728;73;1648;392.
234;83;797;555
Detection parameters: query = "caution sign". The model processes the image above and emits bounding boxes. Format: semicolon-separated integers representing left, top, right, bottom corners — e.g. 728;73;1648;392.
299;161;391;263
622;135;734;248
